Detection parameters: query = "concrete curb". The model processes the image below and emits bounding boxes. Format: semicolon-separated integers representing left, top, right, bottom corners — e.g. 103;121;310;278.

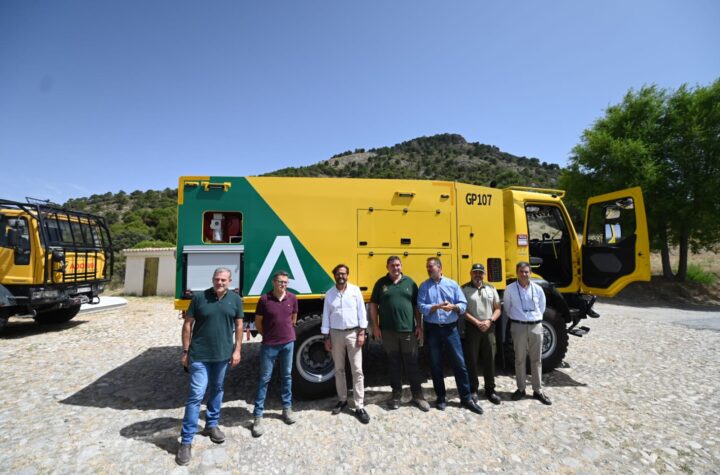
80;296;128;314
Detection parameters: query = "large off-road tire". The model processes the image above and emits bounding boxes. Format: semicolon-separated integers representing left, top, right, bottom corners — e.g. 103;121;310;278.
0;308;9;332
292;314;336;399
500;307;569;374
540;307;568;372
34;305;81;325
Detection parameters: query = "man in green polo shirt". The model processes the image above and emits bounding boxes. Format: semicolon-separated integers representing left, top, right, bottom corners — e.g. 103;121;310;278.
370;256;430;412
176;267;243;466
461;263;502;405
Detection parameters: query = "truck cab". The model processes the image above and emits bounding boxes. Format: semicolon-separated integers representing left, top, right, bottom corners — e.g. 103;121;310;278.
0;199;113;330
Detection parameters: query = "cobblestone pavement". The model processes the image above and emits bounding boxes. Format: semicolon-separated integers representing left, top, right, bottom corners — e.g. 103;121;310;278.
1;297;718;474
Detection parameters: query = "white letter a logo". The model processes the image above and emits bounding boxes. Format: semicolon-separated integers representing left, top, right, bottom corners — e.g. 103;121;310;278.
249;236;311;295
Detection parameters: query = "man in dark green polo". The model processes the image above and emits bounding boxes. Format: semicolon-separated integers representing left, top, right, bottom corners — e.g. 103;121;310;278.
370;256;430;412
176;267;243;466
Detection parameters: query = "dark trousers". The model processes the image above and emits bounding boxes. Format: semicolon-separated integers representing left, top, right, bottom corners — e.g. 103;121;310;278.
462;322;496;394
425;322;473;402
381;330;424;396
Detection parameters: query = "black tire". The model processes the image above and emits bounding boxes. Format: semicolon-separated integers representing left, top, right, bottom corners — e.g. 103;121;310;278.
34;305;81;325
0;308;9;332
540;307;568;372
500;307;568;374
292;314;336;399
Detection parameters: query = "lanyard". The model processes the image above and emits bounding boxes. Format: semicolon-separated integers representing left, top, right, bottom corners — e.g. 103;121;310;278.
516;283;536;313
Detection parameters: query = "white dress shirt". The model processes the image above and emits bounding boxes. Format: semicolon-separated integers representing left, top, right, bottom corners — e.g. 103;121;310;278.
503;280;546;322
321;283;368;334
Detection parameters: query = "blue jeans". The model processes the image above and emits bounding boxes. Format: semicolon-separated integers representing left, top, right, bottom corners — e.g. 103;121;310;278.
180;360;229;444
425;322;473;402
254;341;294;417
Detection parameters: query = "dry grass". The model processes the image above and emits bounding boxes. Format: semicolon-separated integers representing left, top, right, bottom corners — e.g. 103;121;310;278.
613;249;720;308
650;248;720;277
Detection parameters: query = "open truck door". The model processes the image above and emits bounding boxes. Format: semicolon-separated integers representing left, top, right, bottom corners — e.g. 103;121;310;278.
581;187;651;297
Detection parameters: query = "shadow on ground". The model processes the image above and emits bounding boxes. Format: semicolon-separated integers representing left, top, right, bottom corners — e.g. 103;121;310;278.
120;406;255;454
0;319;86;339
61;343;268;410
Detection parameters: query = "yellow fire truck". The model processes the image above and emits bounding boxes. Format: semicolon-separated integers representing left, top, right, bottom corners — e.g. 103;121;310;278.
175;176;650;397
0;199;113;330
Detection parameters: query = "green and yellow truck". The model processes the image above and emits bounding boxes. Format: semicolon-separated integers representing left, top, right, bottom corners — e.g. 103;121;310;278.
175;176;650;397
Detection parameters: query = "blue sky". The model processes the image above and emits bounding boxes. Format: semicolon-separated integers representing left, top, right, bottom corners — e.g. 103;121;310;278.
1;1;718;204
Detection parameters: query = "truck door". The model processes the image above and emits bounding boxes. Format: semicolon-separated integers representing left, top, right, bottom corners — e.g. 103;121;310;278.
580;187;650;297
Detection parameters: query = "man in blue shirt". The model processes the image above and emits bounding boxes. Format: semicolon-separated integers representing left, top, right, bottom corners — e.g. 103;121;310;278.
417;257;484;414
503;261;551;405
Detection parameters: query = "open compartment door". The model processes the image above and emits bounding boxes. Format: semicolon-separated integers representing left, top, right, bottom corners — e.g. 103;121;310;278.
581;187;651;297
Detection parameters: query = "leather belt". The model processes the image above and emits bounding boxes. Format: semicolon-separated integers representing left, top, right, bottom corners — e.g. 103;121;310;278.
510;319;542;325
425;321;457;328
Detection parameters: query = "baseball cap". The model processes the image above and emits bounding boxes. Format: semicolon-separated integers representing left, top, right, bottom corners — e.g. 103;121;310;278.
471;263;485;272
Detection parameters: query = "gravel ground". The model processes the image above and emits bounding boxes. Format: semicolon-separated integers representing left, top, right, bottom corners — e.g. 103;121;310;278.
0;296;718;474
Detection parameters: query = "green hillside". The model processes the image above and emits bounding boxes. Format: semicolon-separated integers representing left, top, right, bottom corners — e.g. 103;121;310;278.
61;133;562;282
268;133;560;187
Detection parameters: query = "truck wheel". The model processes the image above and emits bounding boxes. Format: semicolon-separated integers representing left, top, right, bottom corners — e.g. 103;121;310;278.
541;308;568;372
34;305;81;324
292;314;335;399
0;309;9;331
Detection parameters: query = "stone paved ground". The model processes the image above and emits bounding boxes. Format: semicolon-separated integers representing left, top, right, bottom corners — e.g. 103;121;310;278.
1;297;718;474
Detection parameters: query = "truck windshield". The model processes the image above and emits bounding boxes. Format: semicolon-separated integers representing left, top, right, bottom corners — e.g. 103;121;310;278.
43;218;104;248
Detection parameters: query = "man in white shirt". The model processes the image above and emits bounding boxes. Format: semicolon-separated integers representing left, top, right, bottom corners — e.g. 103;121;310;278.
503;261;552;405
321;264;370;424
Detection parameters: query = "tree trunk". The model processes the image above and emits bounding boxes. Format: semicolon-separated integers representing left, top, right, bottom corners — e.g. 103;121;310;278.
676;230;690;282
659;227;674;279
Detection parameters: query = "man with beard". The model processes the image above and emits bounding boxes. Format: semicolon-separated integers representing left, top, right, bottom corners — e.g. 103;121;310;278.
321;264;370;424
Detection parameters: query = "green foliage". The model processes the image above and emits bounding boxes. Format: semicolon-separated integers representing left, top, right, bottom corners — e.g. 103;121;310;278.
268;133;561;189
686;264;717;285
561;79;720;281
132;240;175;249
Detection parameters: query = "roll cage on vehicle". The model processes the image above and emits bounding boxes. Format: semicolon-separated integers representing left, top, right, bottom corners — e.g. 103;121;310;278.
0;198;114;286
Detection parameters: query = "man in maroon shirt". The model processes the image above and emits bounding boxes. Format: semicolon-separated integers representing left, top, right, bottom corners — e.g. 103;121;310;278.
251;271;298;437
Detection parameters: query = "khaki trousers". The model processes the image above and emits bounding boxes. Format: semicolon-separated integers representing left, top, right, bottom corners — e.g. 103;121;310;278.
510;322;543;392
330;329;364;409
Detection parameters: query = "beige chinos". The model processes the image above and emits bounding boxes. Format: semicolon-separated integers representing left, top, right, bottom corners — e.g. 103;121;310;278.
330;329;365;409
510;322;543;392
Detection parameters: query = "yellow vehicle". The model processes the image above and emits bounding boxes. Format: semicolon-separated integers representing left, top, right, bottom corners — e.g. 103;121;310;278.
0;199;113;330
175;176;650;397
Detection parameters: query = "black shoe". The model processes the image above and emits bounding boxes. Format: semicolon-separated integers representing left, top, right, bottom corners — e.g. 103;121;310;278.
355;408;370;424
435;398;447;411
175;443;191;466
511;389;526;401
204;426;225;444
332;400;348;415
462;398;484;415
533;391;552;405
486;392;502;405
387;391;401;410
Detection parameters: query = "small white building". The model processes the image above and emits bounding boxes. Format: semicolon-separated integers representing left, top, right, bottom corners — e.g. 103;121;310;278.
123;248;176;296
